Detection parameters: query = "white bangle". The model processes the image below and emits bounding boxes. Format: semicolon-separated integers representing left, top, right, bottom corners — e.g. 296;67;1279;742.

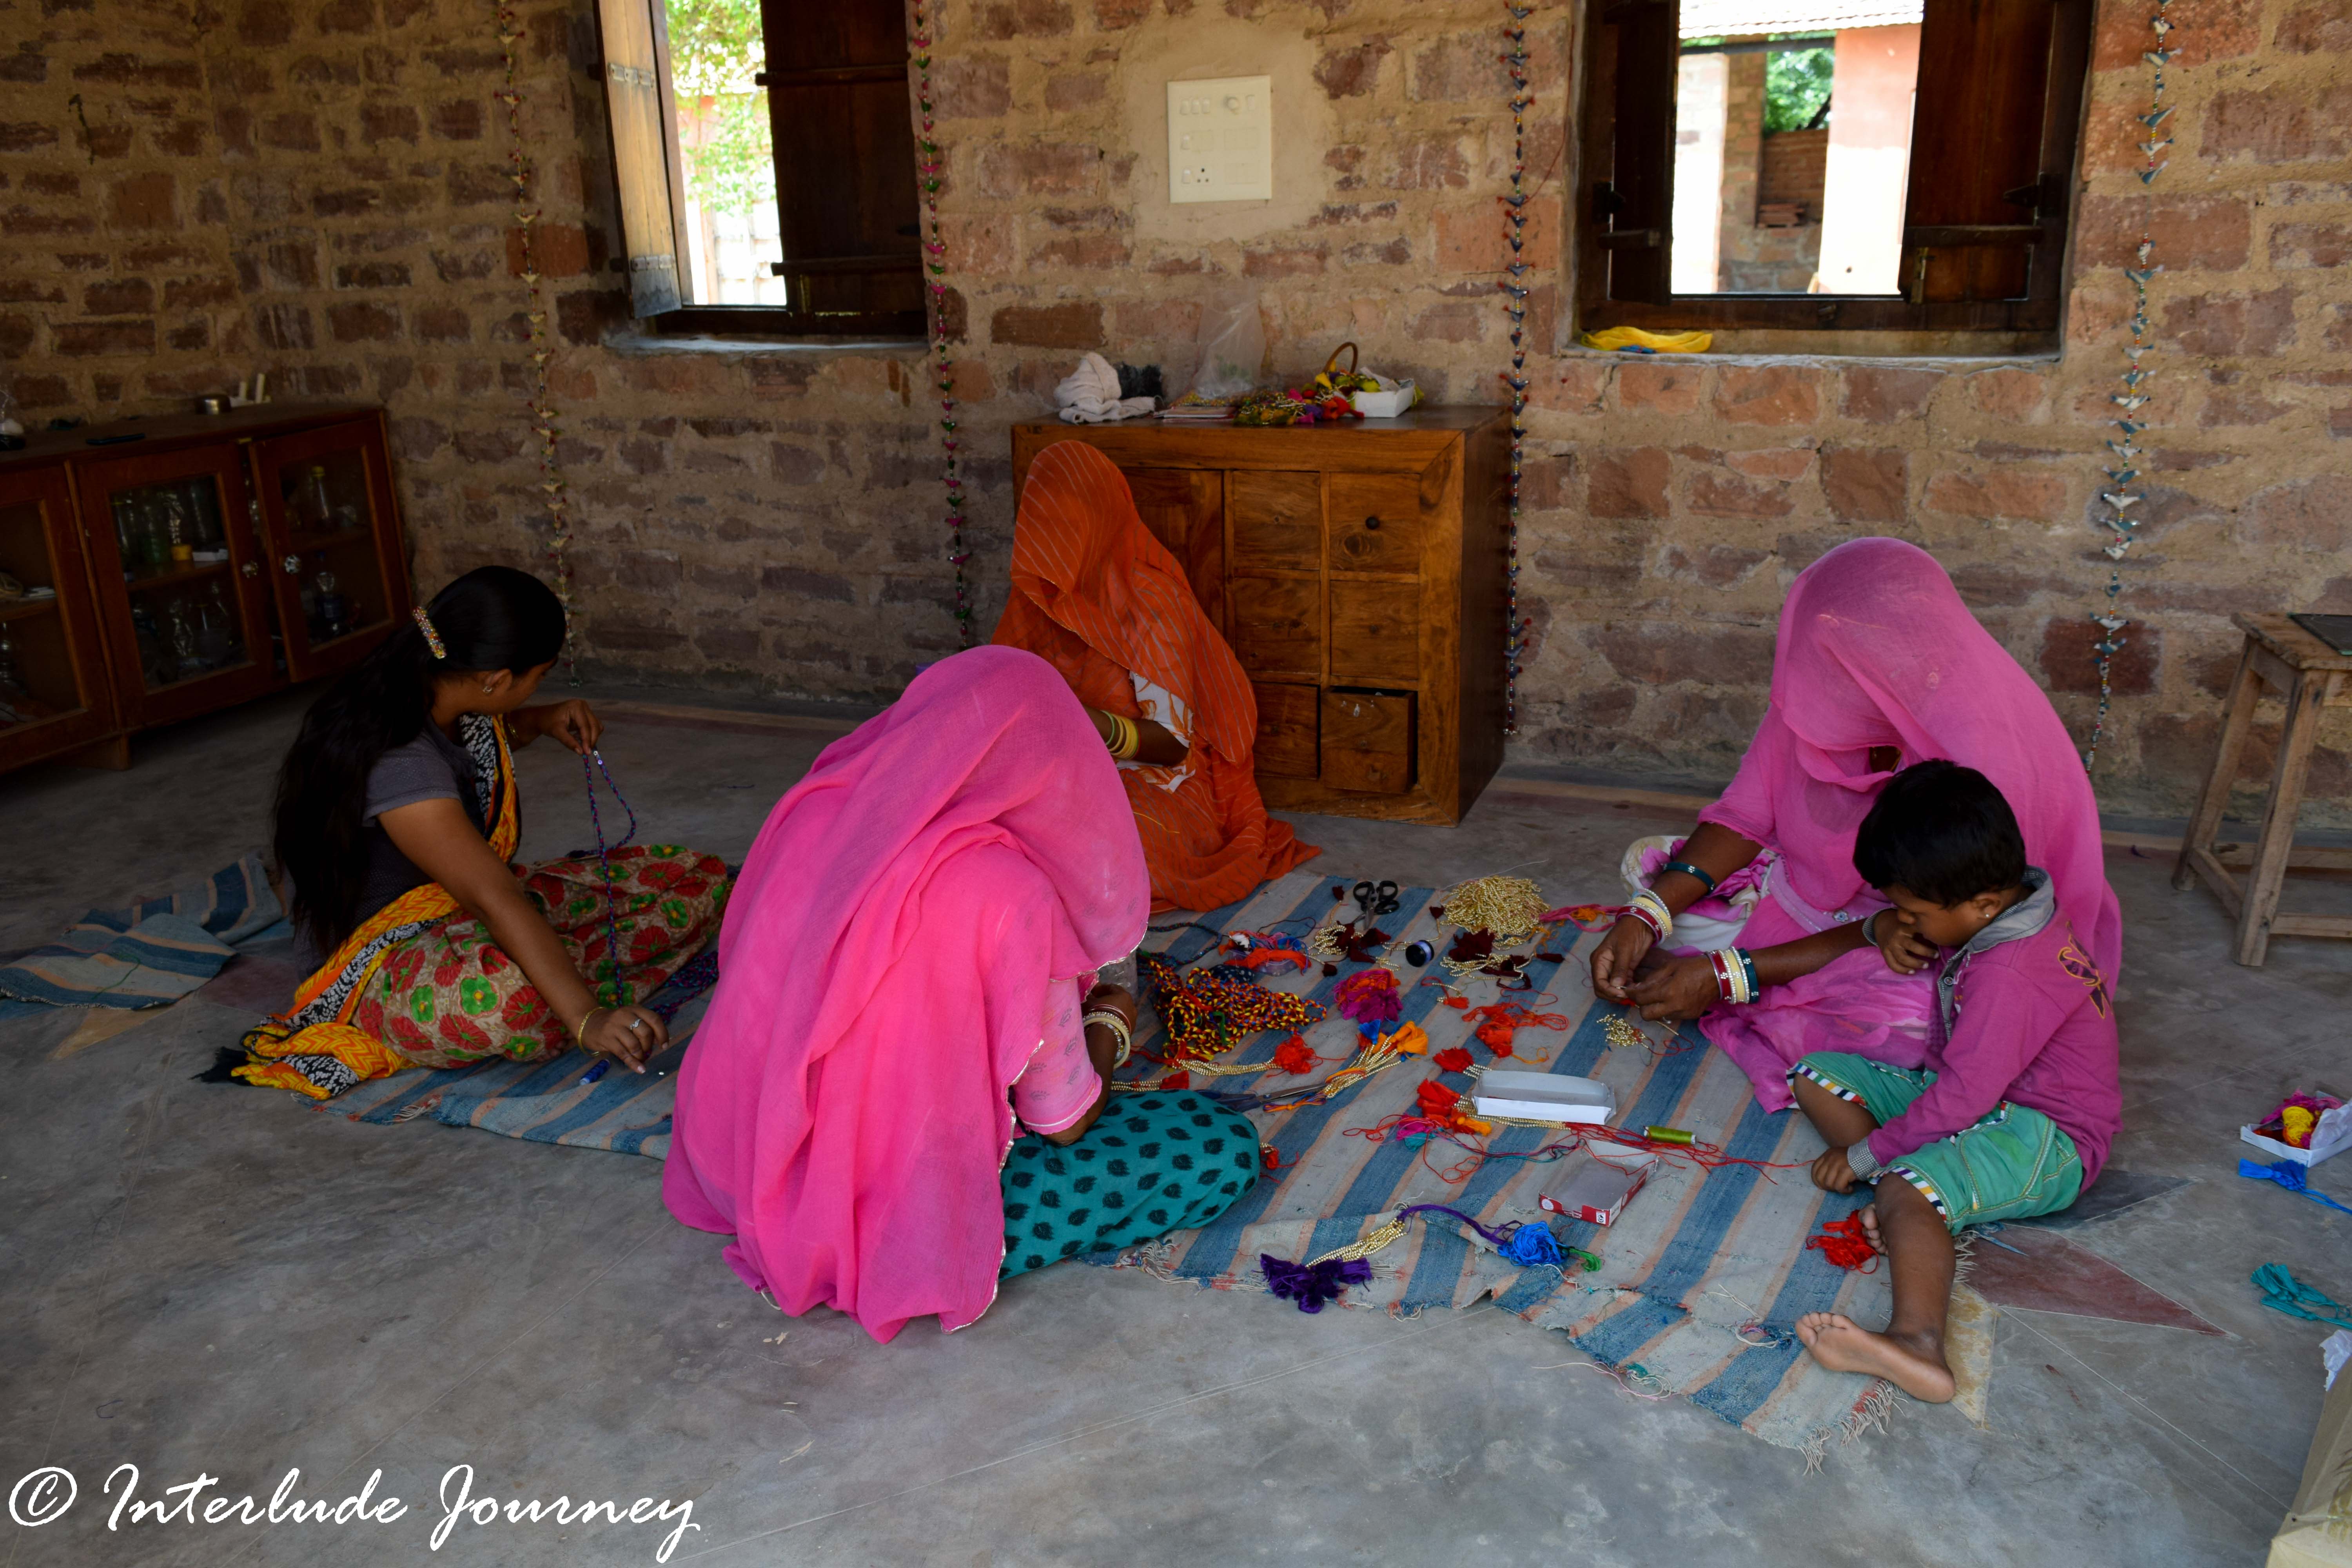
1630;888;1674;941
1083;1008;1133;1069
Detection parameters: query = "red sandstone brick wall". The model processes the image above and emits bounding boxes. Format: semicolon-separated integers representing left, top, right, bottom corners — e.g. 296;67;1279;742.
2;0;2348;819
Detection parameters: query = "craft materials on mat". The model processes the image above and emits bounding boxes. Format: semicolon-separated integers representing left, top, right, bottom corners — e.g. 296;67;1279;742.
1435;875;1549;942
302;944;722;1156
1137;949;1326;1065
2240;1158;2352;1217
1094;869;1910;1459
2252;1264;2352;1331
1806;1214;1882;1272
1539;1147;1657;1226
0;851;281;1013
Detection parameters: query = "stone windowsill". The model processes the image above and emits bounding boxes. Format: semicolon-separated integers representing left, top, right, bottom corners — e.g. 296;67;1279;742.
604;332;929;358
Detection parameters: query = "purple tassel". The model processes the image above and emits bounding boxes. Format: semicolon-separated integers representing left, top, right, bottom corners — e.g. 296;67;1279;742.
1260;1254;1371;1313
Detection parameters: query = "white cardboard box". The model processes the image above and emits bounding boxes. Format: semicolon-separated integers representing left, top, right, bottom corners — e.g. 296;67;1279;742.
1537;1146;1659;1226
2241;1101;2351;1168
1473;1069;1615;1126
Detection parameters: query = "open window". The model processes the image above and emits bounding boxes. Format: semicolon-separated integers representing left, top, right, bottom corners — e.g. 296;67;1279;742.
594;0;925;336
1577;0;2093;334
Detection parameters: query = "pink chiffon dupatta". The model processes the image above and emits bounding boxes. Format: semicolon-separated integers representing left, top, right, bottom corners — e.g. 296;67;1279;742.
1696;538;2122;1107
662;646;1148;1343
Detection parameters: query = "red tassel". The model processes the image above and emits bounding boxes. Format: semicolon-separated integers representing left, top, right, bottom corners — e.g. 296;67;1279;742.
1432;1046;1474;1073
1806;1214;1880;1272
1272;1035;1318;1074
1160;1071;1191;1091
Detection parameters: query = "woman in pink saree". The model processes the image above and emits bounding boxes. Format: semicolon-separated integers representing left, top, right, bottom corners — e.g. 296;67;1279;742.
1592;538;2121;1111
663;646;1259;1343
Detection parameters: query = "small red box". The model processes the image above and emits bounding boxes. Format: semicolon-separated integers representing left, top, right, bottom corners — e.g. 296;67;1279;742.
1537;1147;1658;1226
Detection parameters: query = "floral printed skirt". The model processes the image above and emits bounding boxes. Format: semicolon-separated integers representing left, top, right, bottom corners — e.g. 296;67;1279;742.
352;845;730;1069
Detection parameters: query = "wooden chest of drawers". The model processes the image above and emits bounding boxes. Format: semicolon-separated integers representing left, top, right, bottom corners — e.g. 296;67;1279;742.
1011;409;1508;825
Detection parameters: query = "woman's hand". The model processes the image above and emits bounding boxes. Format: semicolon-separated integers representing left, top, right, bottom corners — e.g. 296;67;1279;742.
1870;909;1938;976
1625;954;1723;1022
519;699;603;755
1589;916;1656;1003
1084;980;1137;1031
580;1003;668;1073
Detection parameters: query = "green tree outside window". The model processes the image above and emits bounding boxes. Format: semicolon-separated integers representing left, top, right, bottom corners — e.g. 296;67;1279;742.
665;0;775;215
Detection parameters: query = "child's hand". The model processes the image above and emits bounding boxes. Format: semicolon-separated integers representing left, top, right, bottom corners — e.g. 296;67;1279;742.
1811;1145;1862;1193
1871;909;1937;975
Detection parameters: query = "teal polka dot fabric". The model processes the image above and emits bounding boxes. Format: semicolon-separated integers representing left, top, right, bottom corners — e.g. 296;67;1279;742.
999;1092;1258;1279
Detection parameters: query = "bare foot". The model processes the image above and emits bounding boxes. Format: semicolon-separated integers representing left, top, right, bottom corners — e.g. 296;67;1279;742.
1858;1203;1884;1252
1796;1311;1956;1403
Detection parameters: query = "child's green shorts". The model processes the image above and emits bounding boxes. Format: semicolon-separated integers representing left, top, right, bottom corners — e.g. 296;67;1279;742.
1790;1052;2083;1234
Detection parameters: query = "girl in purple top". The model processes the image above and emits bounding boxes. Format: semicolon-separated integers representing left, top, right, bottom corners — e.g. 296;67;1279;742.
1789;761;2122;1403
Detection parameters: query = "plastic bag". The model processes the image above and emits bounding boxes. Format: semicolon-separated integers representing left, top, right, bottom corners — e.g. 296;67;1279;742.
1189;290;1266;400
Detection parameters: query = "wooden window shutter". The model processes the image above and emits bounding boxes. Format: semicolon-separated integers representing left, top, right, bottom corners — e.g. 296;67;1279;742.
1581;0;1676;307
595;0;689;316
756;0;924;331
1900;0;2091;324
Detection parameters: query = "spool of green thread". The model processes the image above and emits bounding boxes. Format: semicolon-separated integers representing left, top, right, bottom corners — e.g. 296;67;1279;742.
1643;1124;1695;1145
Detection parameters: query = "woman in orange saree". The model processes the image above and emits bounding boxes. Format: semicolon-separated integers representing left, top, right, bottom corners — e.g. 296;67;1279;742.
993;440;1318;911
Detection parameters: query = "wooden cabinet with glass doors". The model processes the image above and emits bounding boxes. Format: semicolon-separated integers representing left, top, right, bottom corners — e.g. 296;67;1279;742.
0;403;412;777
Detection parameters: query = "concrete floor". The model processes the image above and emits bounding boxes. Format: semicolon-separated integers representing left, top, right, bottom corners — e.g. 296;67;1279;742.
3;681;2347;1567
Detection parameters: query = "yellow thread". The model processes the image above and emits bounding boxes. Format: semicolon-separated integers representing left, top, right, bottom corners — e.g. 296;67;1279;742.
1309;1216;1408;1265
1434;875;1550;943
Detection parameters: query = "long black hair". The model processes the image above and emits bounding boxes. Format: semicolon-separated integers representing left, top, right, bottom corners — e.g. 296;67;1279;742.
274;566;568;952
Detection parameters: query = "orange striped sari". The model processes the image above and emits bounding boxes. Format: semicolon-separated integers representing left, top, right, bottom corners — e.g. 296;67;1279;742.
993;441;1318;911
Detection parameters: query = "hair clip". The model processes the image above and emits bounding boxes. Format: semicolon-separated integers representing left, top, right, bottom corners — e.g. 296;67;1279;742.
412;605;446;659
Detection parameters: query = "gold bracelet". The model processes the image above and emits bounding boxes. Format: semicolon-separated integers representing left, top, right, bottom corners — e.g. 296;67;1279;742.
574;1005;608;1046
1106;712;1139;760
1083;1008;1134;1068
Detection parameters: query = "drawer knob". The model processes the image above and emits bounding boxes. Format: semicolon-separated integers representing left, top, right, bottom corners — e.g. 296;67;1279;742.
1363;514;1383;531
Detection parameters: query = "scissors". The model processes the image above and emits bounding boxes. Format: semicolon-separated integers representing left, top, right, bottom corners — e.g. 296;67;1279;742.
1352;879;1401;922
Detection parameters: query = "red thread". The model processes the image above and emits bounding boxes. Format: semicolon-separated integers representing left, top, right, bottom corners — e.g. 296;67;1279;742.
1272;1035;1319;1074
1805;1214;1881;1272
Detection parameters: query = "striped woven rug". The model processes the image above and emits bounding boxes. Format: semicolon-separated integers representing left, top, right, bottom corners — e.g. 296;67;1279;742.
1100;870;1898;1460
312;949;718;1155
314;868;1897;1455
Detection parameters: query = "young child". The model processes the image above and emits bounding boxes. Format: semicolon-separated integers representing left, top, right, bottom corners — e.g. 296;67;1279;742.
1788;760;2121;1401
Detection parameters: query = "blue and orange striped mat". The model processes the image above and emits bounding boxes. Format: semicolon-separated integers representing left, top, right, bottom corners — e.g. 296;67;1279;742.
317;869;1898;1455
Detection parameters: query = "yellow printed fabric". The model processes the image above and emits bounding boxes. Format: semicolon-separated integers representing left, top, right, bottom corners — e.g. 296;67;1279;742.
1577;327;1714;354
227;717;732;1101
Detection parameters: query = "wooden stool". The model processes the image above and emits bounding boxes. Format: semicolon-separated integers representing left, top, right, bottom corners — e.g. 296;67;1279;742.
2173;613;2352;965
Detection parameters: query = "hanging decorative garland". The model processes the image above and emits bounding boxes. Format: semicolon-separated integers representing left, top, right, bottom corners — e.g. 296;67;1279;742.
1497;4;1535;737
492;0;577;652
909;2;975;650
2085;0;2179;770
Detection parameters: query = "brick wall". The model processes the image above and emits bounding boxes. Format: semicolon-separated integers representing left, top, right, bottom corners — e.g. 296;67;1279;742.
3;0;2350;820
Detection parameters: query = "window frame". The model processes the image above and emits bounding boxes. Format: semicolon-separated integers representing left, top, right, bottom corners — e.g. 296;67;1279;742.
1574;0;2094;336
595;0;927;339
